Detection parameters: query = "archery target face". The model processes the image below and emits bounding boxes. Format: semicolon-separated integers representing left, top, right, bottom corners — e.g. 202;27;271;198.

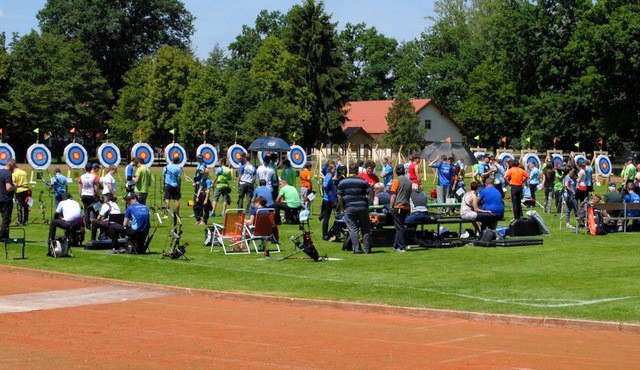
574;154;587;165
64;143;88;169
523;153;541;169
196;143;218;168
0;143;15;166
227;144;247;169
596;155;612;178
98;143;121;167
131;143;155;167
498;152;514;168
287;145;307;169
164;143;187;167
27;144;52;170
551;154;563;169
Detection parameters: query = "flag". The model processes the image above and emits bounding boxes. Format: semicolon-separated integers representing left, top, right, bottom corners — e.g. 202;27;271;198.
473;135;480;140
70;127;76;134
598;139;603;146
169;128;175;135
501;136;506;143
445;137;451;143
574;142;580;148
0;128;3;134
553;137;557;144
138;129;142;135
202;129;206;135
525;137;531;143
33;128;40;134
105;129;109;135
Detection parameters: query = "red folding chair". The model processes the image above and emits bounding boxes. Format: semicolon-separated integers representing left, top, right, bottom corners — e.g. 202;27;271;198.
209;209;250;254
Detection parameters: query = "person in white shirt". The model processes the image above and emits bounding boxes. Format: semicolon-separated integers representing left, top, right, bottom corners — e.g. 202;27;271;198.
101;165;118;201
90;193;122;241
78;163;99;228
48;192;84;242
256;158;276;191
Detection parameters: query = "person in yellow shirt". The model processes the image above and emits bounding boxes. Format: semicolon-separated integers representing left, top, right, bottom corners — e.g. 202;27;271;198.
11;161;30;225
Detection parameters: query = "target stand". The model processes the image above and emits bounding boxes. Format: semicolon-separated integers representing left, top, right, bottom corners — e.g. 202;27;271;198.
592;151;612;184
570;151;587;166
496;150;514;169
521;150;541;169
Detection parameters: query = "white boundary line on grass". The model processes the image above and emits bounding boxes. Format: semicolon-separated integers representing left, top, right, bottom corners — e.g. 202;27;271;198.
82;250;640;308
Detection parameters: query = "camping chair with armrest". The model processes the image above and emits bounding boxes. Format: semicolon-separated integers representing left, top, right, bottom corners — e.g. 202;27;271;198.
209;208;250;254
244;208;281;253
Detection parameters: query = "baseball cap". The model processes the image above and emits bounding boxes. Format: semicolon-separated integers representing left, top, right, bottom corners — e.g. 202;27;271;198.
608;182;616;188
92;163;99;169
395;164;405;175
54;167;61;173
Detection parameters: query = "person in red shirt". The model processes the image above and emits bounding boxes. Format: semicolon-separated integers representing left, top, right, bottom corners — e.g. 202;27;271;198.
504;159;529;219
408;155;421;189
358;160;379;189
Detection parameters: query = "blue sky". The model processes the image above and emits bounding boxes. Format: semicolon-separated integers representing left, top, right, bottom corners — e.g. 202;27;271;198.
0;0;435;59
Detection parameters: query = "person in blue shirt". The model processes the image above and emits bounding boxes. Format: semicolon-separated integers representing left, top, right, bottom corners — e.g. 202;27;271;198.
478;178;505;229
320;163;337;240
107;193;150;254
624;183;640;230
380;156;394;192
48;167;68;207
527;161;540;201
162;156;182;217
429;155;452;212
252;179;274;207
124;158;136;196
194;169;212;225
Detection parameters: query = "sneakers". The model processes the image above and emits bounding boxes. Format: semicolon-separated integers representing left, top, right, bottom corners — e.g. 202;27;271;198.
566;223;575;229
393;247;406;253
108;248;120;254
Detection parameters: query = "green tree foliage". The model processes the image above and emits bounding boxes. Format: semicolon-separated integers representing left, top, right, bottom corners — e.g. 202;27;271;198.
384;92;424;153
109;46;199;151
228;10;285;70
0;33;10;132
282;0;349;149
338;23;397;100
7;31;112;159
37;0;194;95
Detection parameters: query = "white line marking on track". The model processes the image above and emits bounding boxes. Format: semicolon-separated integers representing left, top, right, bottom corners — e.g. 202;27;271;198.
0;286;169;314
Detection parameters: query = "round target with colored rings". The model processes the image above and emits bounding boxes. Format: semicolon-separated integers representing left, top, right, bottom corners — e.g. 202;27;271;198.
97;143;121;168
551;154;563;169
0;143;15;167
227;144;247;169
498;152;514;169
196;143;218;168
574;154;587;165
473;151;485;160
164;143;187;167
523;153;541;169
27;144;52;170
64;143;88;169
595;154;612;178
131;143;155;167
287;145;307;169
259;151;280;166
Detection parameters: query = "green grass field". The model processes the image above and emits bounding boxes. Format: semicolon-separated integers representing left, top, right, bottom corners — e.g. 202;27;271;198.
3;166;639;323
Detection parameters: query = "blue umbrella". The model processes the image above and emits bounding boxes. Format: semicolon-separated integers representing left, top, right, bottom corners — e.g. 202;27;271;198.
248;136;291;152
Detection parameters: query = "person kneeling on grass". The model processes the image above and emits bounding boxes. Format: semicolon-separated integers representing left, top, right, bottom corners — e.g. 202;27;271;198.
90;193;122;241
48;192;84;244
107;193;150;254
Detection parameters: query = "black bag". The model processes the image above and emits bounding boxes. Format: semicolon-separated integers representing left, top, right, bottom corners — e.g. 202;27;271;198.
478;229;504;242
509;218;540;236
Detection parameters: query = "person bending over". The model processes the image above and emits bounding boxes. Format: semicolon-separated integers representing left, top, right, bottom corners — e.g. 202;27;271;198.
48;192;84;243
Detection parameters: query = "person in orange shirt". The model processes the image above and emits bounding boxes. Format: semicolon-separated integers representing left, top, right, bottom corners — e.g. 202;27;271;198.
299;163;313;210
503;159;529;219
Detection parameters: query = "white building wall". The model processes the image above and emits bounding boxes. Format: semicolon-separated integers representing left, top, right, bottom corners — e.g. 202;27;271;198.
418;104;463;143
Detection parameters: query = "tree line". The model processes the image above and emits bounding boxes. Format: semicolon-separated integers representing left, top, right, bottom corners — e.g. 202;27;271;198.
0;0;638;162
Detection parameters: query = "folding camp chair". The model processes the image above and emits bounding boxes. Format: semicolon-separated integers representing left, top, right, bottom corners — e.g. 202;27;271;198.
244;208;281;253
209;208;250;254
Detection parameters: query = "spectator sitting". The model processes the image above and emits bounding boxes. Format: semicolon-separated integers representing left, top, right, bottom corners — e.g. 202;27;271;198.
90;193;122;241
460;181;496;233
252;179;274;208
478;177;504;229
604;182;623;218
405;187;433;224
372;182;390;211
274;179;302;224
48;192;84;245
245;196;267;226
624;182;640;231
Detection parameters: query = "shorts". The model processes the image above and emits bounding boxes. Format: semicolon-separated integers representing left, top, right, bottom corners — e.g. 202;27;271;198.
213;187;231;204
164;185;181;200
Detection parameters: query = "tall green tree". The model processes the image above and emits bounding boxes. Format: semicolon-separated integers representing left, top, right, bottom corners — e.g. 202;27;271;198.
384;92;424;153
282;0;349;149
37;0;194;95
0;33;10;133
228;10;285;70
7;31;112;160
338;23;397;100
